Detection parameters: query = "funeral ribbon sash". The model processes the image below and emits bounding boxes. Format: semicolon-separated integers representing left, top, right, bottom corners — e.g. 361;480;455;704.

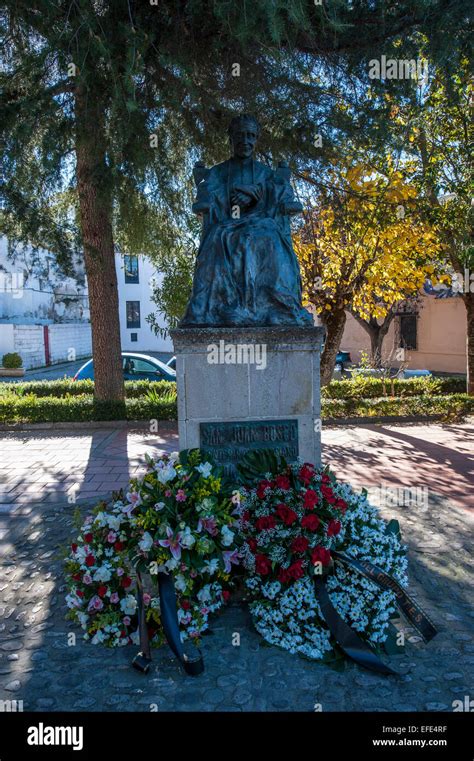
132;569;204;676
313;550;438;676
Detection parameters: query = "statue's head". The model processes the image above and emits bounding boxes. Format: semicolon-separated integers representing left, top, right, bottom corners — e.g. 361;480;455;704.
228;114;260;159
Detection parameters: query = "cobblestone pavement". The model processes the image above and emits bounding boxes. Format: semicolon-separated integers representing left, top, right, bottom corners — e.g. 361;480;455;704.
0;423;473;711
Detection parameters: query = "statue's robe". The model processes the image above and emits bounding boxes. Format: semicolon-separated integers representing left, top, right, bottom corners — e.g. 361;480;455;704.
180;157;313;327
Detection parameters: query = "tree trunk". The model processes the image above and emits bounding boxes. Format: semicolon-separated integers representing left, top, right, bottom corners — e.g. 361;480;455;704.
464;291;474;395
369;330;384;368
350;310;396;368
320;309;347;386
75;88;124;402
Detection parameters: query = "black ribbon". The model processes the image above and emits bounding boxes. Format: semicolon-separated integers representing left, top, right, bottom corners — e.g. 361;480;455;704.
333;551;438;643
313;551;438;676
132;569;204;676
314;575;397;675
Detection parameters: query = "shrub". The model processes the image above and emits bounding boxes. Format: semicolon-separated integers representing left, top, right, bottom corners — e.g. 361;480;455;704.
0;394;178;424
0;391;471;425
322;375;466;400
0;378;176;399
322;393;474;421
2;352;23;369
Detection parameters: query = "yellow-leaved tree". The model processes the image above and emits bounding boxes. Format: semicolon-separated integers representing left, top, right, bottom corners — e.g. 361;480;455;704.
294;161;443;384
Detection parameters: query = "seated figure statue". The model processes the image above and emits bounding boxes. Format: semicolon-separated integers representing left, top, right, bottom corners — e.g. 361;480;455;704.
180;114;313;327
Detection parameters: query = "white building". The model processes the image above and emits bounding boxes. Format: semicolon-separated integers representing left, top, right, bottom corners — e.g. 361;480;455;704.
116;253;172;353
0;237;172;369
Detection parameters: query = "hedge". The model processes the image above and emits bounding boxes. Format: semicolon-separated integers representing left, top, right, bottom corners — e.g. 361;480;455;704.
1;375;465;403
322;375;466;400
0;378;175;399
0;394;177;424
1;392;472;425
322;393;474;421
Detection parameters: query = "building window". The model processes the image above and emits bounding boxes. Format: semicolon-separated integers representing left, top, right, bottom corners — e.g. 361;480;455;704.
126;301;140;329
124;254;139;284
130;332;138;342
399;314;417;351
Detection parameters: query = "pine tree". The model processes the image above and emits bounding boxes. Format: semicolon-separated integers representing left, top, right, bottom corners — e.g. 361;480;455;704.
1;1;470;399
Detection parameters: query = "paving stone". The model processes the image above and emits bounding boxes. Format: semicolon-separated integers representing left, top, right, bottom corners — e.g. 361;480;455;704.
4;680;21;692
0;425;472;712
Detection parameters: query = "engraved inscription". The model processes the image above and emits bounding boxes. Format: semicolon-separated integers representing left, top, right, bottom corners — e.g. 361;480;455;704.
200;419;298;477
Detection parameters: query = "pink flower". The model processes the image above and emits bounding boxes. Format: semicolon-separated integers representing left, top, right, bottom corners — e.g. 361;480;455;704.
175;489;187;502
165;490;172;497
122;616;131;626
159;527;183;560
87;595;104;612
116;568;124;577
197;516;218;536
82;574;92;585
143;593;151;605
110;592;119;604
222;549;240;573
107;531;117;543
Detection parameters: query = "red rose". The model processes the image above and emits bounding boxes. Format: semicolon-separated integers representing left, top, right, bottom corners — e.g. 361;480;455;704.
71;543;78;553
335;498;348;513
242;510;250;523
255;554;272;575
322;474;331;485
321;485;336;504
255;515;276;531
114;541;124;552
181;600;191;610
85;555;95;567
303;489;319;509
277;567;292;584
222;590;230;602
288;560;304;580
311;546;332;567
275;474;290;490
76;590;84;597
276;504;297;526
247;538;258;552
84;533;93;544
72;573;82;582
256;480;272;499
98;585;108;598
291;536;309;554
299;463;315;485
327;519;341;537
121;576;132;588
301;513;320;531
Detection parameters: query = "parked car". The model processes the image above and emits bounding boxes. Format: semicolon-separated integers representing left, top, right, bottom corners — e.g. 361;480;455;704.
334;350;352;377
73;352;176;382
166;356;176;370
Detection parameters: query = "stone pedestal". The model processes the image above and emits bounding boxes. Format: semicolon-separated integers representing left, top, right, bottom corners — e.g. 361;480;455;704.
171;326;325;475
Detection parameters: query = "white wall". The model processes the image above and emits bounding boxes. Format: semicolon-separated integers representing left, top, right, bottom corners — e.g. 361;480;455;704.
0;324;15;359
0;236;89;324
12;325;45;369
48;324;92;364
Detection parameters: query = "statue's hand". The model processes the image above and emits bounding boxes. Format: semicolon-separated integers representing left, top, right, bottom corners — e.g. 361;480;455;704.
233;183;262;202
230;189;253;208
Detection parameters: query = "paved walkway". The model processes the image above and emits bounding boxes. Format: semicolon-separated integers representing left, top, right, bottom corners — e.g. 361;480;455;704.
0;422;472;711
0;422;472;513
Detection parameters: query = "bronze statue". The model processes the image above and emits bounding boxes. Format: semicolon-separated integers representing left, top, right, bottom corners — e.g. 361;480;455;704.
180;114;313;327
